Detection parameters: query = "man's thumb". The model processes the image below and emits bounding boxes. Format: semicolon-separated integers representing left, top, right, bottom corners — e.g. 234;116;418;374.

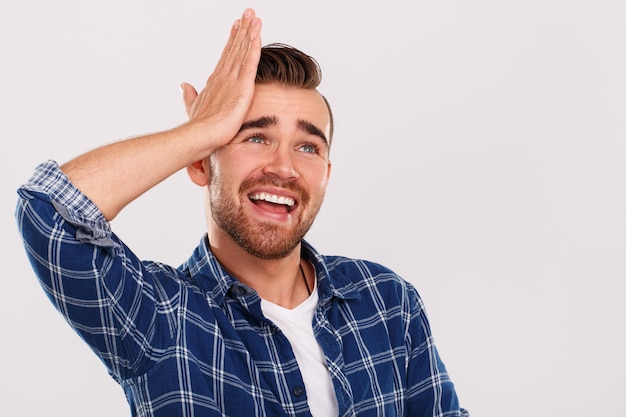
179;82;198;119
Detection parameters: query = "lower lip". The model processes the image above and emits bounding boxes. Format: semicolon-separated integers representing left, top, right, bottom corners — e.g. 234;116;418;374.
248;199;296;222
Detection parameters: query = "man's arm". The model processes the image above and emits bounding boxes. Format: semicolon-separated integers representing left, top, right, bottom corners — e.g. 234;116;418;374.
61;8;262;221
404;286;466;416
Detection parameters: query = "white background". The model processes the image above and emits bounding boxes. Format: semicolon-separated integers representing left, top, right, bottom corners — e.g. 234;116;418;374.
2;1;625;416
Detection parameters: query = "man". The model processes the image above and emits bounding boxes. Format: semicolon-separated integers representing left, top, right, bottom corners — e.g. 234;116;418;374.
16;8;468;417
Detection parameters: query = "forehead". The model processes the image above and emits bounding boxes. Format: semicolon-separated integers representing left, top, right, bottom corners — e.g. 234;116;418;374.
246;83;331;138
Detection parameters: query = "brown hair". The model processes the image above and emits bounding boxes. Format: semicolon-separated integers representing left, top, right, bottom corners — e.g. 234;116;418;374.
257;43;334;144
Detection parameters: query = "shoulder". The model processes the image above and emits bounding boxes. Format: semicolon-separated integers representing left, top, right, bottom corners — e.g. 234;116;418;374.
324;255;399;281
322;255;421;306
128;257;204;302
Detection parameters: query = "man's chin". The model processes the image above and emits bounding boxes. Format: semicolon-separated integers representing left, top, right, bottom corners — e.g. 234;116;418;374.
238;236;302;260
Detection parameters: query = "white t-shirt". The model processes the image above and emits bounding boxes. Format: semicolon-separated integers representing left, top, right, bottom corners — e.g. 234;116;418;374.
261;280;339;417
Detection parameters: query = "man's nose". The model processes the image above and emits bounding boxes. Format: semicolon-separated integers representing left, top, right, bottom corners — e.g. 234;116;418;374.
262;146;298;179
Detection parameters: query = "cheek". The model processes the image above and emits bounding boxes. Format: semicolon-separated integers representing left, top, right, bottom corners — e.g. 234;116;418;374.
220;148;266;175
211;163;262;201
304;165;330;194
211;152;250;182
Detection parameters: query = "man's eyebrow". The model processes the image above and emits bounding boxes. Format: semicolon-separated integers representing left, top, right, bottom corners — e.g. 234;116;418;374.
298;120;328;145
238;116;278;133
238;115;328;145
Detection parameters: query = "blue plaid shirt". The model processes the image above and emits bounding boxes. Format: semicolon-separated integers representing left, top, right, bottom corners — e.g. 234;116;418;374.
16;161;468;417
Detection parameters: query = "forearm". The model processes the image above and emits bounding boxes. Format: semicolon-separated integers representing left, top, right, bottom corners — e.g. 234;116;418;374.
60;122;211;221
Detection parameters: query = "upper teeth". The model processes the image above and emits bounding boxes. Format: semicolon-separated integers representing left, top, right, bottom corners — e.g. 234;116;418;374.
250;192;295;207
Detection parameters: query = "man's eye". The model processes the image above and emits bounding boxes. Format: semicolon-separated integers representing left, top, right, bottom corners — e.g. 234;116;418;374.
300;144;318;154
247;135;264;144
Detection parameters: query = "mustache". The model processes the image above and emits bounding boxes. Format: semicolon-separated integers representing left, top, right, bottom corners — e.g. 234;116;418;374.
239;175;309;204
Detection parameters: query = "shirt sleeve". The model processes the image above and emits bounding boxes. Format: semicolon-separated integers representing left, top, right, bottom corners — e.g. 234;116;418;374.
404;284;469;417
15;160;181;382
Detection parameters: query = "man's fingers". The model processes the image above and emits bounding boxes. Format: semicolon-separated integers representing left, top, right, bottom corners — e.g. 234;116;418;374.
183;8;261;132
213;18;241;76
218;9;258;76
180;82;198;119
231;10;260;75
237;17;262;80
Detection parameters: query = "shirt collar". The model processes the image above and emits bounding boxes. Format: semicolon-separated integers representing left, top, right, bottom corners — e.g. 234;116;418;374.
181;235;360;305
300;240;361;303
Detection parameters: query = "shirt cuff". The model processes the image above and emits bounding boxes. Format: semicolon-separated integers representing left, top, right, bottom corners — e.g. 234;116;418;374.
23;160;118;248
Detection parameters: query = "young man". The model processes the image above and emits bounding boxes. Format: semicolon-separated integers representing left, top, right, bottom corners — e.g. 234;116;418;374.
15;8;468;417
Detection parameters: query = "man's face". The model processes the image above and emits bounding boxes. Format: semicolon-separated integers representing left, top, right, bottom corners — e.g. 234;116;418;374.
207;83;332;259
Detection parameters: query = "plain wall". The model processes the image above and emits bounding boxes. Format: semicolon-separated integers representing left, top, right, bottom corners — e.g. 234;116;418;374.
2;1;625;416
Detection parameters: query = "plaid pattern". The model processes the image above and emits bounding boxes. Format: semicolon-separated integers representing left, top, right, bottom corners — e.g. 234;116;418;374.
16;160;468;417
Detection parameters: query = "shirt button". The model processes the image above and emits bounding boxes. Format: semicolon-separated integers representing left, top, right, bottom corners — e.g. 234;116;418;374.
237;286;248;295
292;386;304;397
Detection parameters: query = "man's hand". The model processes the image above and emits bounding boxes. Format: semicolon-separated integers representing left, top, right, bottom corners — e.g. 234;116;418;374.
180;8;262;149
60;9;263;221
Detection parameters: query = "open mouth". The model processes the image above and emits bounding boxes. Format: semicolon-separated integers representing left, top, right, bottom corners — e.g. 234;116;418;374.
249;192;296;214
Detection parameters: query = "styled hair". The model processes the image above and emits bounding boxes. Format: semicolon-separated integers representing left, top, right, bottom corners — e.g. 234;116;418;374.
257;43;334;144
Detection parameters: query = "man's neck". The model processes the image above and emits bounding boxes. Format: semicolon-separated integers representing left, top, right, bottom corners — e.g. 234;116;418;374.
208;229;309;309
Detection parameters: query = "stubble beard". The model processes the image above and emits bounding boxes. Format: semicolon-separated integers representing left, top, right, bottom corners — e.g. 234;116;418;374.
208;175;323;260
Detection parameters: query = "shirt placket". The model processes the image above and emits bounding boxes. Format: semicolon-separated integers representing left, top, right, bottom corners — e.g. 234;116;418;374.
313;299;356;417
231;282;313;417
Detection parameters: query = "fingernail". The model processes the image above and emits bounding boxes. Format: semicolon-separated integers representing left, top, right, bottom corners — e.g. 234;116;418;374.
243;8;252;18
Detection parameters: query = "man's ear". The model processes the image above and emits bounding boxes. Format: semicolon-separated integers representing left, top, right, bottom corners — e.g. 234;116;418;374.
186;160;210;186
326;160;332;181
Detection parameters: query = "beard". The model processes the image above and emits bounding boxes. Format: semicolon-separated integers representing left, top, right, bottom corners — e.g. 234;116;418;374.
208;173;324;260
